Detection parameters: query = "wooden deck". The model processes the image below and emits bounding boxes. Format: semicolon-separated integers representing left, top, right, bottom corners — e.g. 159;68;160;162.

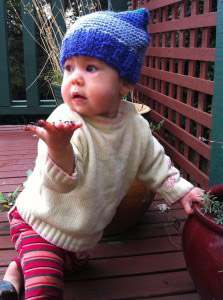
0;125;200;299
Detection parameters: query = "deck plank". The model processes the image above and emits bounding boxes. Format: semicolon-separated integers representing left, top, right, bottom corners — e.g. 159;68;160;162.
64;271;196;299
0;125;200;299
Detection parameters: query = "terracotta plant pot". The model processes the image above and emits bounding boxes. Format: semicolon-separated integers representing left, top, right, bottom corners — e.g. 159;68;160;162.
103;180;155;237
134;103;151;115
182;184;223;300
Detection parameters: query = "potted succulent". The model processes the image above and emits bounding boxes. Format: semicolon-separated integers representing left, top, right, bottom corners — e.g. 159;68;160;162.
182;184;223;300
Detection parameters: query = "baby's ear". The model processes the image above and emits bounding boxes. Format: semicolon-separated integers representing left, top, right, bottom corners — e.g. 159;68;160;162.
120;79;132;96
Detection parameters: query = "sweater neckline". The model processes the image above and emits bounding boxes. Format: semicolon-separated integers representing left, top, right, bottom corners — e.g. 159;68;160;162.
83;100;133;130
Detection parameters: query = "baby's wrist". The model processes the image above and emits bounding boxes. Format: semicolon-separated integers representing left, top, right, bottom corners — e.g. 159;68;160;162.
48;143;75;175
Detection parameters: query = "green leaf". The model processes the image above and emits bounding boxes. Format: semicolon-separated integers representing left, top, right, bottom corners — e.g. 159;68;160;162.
11;186;20;198
0;193;7;203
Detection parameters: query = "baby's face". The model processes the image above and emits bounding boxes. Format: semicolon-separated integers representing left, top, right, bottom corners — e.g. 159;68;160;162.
61;56;128;118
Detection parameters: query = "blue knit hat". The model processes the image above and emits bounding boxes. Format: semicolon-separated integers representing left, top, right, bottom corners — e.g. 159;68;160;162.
60;9;150;84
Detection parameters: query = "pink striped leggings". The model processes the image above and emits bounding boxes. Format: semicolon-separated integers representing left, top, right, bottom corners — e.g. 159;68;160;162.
9;208;89;300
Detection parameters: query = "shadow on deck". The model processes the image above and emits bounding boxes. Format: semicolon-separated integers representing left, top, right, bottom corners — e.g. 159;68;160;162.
0;125;199;299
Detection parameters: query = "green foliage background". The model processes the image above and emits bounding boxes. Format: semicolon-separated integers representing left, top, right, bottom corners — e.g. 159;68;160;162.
6;0;108;101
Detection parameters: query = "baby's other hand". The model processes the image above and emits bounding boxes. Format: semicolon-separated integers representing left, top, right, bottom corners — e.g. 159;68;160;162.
180;187;203;215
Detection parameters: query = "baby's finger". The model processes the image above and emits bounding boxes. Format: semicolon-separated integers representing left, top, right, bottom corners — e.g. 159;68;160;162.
183;202;194;215
24;124;38;133
36;120;55;131
23;124;44;139
67;121;83;130
193;196;203;203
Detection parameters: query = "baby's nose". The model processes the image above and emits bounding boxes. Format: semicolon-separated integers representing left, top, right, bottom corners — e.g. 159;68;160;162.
71;70;84;85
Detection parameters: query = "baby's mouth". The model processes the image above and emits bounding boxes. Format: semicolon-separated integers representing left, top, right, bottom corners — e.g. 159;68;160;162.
72;92;86;102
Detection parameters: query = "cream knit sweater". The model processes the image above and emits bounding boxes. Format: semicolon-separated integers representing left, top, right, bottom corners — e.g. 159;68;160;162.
15;100;193;251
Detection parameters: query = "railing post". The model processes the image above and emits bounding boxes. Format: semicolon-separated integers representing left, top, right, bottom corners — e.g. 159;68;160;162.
108;0;112;10
22;0;40;107
209;0;223;185
0;0;11;107
131;0;137;10
109;0;128;11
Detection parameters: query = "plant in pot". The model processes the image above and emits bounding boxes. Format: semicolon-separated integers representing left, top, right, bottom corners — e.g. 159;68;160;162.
182;184;223;300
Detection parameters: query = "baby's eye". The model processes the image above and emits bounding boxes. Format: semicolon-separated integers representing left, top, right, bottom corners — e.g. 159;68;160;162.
86;65;97;72
64;65;73;72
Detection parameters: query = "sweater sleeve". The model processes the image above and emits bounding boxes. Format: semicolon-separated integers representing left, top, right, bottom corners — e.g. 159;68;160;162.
35;137;84;194
137;130;194;205
32;105;86;194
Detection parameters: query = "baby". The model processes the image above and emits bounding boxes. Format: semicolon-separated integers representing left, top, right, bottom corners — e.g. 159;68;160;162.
0;8;202;300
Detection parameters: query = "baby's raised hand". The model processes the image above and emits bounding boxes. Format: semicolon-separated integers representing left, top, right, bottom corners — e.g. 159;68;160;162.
25;120;82;151
25;120;82;175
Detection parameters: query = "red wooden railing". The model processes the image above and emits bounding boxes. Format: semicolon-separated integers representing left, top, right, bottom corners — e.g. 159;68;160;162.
132;0;217;188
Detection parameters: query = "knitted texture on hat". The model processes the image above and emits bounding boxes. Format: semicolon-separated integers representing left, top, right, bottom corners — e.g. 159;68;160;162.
60;8;150;84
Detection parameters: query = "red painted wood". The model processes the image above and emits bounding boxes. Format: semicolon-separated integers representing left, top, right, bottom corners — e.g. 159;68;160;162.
142;67;214;95
147;47;215;62
0;177;27;185
91;236;182;259
0;184;24;193
147;294;200;300
149;12;217;33
0;249;17;267
0;222;10;236
0;219;186;248
0;164;34;172
72;252;186;280
0;235;182;265
153;131;209;186
0;154;36;162
64;271;196;300
0;159;36;167
0;251;186;281
0;125;24;130
153;113;210;159
0;267;7;279
0;149;37;156
136;83;212;128
0;213;8;222
0;164;35;173
0;170;31;179
145;0;181;11
134;0;215;187
142;209;187;224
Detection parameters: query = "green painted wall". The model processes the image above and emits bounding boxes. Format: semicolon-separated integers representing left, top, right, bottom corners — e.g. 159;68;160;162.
108;0;128;11
22;0;39;107
209;0;223;185
0;0;11;106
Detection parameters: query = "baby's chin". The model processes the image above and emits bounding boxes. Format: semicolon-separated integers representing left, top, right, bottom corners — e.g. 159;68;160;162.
65;102;117;119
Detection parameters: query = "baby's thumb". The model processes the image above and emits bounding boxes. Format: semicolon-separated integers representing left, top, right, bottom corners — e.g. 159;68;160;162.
183;201;194;215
